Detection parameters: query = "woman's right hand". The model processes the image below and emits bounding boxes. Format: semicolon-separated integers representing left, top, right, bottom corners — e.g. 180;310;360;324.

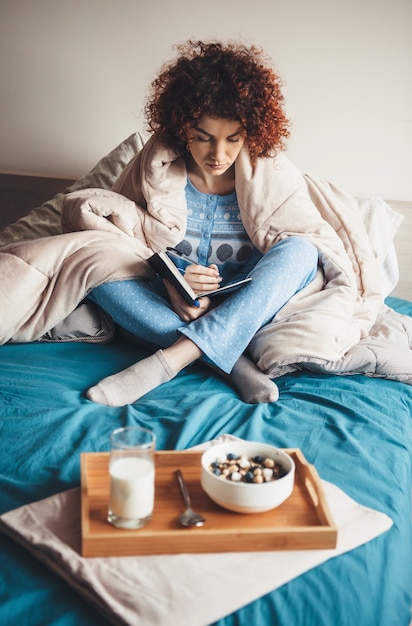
183;263;222;294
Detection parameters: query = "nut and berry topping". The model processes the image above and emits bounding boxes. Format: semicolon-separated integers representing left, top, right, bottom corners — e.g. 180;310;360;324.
209;453;287;483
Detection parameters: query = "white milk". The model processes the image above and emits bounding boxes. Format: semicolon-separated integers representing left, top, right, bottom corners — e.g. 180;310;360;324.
109;456;154;519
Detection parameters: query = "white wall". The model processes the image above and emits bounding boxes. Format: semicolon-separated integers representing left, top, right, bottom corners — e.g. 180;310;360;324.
1;0;411;200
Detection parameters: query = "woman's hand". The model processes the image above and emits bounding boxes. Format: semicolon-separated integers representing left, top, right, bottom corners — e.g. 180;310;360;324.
163;280;212;321
184;263;222;294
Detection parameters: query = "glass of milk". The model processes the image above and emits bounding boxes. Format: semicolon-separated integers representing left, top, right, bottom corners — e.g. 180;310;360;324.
107;426;156;529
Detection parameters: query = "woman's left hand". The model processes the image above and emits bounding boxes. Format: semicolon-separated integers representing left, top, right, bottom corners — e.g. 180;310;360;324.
163;280;211;321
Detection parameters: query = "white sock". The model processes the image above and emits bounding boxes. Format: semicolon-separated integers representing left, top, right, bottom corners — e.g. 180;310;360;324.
85;350;176;407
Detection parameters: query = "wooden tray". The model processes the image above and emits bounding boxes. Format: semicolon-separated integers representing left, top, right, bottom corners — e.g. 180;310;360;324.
80;449;337;557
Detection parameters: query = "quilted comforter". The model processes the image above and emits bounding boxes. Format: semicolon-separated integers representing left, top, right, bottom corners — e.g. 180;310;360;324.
1;143;411;384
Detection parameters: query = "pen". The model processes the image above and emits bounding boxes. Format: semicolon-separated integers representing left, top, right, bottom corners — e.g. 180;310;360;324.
166;247;195;264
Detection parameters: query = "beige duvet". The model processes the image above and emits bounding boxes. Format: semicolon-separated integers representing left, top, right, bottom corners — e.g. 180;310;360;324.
1;139;411;384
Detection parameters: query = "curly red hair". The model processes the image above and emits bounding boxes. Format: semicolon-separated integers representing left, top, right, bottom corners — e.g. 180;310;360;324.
145;40;290;161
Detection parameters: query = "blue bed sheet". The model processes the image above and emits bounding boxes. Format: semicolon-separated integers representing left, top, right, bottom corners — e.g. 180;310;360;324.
0;297;411;626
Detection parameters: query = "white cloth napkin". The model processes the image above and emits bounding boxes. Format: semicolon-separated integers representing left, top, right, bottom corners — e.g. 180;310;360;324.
0;440;392;626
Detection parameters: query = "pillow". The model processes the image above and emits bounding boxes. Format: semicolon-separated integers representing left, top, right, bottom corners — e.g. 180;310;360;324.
0;132;144;247
357;197;404;297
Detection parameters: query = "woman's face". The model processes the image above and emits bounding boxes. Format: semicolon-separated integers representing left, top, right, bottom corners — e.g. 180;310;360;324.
186;115;245;179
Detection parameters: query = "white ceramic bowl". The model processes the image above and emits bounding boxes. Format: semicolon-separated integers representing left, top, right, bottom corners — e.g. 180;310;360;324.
200;441;295;514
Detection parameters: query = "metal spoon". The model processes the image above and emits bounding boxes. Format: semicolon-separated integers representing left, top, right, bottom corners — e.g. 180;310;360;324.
175;469;206;527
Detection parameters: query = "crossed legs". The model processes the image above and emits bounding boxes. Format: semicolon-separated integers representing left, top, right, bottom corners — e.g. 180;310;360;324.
86;337;280;406
87;237;319;405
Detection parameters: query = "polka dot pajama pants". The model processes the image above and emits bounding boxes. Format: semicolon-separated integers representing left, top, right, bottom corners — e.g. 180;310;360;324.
88;236;319;373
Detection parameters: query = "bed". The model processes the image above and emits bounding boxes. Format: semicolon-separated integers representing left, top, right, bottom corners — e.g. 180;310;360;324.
0;133;411;626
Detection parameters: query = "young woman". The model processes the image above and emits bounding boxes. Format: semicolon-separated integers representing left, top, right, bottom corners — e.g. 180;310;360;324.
82;41;331;406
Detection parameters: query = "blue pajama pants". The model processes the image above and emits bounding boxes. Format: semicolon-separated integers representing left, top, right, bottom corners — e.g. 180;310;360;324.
88;236;318;373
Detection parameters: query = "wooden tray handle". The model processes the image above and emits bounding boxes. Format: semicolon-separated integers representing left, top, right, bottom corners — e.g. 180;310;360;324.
289;450;336;528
